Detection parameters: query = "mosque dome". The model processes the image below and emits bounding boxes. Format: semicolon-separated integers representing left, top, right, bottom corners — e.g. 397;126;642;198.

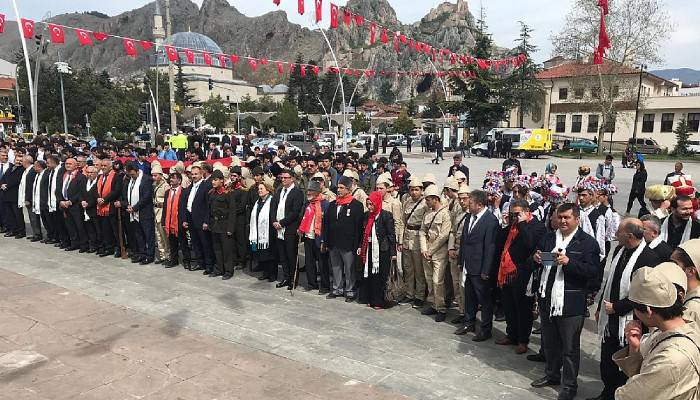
155;31;227;67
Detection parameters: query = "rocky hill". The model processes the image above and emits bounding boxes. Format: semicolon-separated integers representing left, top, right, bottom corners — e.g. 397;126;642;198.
0;0;482;98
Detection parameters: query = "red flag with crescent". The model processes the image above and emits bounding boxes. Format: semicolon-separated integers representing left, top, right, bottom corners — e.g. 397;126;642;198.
248;58;258;72
92;32;109;41
184;49;195;64
48;24;65;44
315;0;322;22
75;29;93;46
298;0;304;15
217;54;226;67
123;38;137;57
20;18;34;39
230;54;239;65
0;14;5;34
139;41;153;51
165;45;179;62
369;23;377;45
202;52;212;65
330;3;339;29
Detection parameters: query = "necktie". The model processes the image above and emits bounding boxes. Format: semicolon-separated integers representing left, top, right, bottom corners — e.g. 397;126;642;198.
283;188;288;197
468;215;477;234
0;164;4;180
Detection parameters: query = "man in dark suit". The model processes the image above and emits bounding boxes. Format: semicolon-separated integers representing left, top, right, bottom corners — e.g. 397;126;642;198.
640;214;673;262
29;160;47;241
660;195;700;248
495;199;546;354
181;164;215;273
591;218;660;400
455;190;499;340
41;155;64;245
162;171;191;269
0;147;11;232
96;158;125;257
206;142;221;160
125;161;155;264
1;153;24;237
530;203;600;400
272;169;304;289
81;165;100;253
57;157;88;251
17;154;37;239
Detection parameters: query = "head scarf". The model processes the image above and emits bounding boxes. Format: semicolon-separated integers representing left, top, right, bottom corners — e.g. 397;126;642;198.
360;191;384;265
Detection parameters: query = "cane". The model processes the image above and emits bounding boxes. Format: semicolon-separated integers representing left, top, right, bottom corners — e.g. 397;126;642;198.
117;208;128;259
289;235;303;297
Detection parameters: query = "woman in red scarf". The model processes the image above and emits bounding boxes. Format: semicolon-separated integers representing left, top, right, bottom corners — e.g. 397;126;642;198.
298;181;330;292
358;191;397;309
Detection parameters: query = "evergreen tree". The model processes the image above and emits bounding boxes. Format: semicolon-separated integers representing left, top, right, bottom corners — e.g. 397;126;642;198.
276;101;301;133
286;54;304;108
422;91;444;119
673;116;690;155
513;22;545;127
202;94;229;133
378;81;396;104
175;59;193;107
393;110;415;135
351;113;370;134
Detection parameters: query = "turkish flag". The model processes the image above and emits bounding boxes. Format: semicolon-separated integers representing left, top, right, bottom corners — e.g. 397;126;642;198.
311;65;320;76
202;52;212;65
20;18;34;39
92;32;109;41
259;58;269;66
273;0;280;5
369;23;377;44
298;0;304;15
315;0;322;22
0;14;5;34
343;9;351;25
48;24;65;44
330;3;339;29
300;64;306;77
598;11;611;50
217;54;226;68
230;54;239;65
184;49;195;64
380;28;388;44
288;62;295;73
248;58;258;72
277;62;285;75
123;38;137;57
75;29;93;46
354;14;364;26
139;41;153;51
598;0;609;15
165;45;179;62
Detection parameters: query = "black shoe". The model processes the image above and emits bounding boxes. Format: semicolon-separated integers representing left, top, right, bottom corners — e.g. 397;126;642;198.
454;325;475;335
494;313;506;322
413;299;424;307
326;293;338;299
164;262;178;269
345;296;356;303
191;265;203;271
318;289;330;295
558;390;577;400
421;307;437;316
139;259;153;265
267;278;275;282
87;248;97;254
585;394;604;400
4;232;15;237
78;249;88;253
98;251;110;257
530;376;560;388
131;257;142;263
222;274;233;281
65;247;79;252
154;259;162;265
209;272;222;278
182;262;191;270
472;331;492;342
114;252;121;258
276;280;290;288
435;312;446;322
30;236;42;242
450;315;465;325
257;275;268;281
203;270;210;275
397;296;413;305
14;233;26;239
527;353;546;363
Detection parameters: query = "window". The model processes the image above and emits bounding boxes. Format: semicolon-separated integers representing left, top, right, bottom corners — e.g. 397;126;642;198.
612;86;620;98
588;115;599;133
591;87;601;99
642;114;655;133
689;113;700;132
572;115;582;133
559;88;568;100
556;115;566;133
574;88;584;99
661;113;674;132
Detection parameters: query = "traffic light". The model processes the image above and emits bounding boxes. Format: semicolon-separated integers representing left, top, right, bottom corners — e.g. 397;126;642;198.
139;103;149;121
208;77;213;91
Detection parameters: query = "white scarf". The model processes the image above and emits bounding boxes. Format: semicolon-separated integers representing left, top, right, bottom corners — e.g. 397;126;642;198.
660;216;692;245
363;223;380;278
648;236;663;250
17;167;31;208
84;178;98;221
276;185;293;239
250;196;271;249
32;170;45;215
539;228;578;317
48;167;60;212
598;241;647;346
127;171;143;222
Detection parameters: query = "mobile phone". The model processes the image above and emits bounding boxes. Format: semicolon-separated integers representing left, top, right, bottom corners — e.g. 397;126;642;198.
540;252;555;263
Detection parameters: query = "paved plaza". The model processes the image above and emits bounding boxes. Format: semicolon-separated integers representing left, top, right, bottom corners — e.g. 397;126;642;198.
0;155;688;399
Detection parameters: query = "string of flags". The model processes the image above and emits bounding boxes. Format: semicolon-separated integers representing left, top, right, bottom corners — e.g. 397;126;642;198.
593;0;611;65
272;0;529;73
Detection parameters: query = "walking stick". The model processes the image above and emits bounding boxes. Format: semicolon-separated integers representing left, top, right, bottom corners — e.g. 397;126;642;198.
117;208;128;259
290;235;303;297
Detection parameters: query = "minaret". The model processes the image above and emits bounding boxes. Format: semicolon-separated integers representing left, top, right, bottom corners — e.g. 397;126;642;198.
153;1;165;44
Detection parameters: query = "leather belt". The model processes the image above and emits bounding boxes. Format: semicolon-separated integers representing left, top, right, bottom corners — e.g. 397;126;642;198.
406;225;421;231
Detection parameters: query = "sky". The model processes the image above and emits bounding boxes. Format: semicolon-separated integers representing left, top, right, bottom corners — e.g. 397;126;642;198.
6;0;699;70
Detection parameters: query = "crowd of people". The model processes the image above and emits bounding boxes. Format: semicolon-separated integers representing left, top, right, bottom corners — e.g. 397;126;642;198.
1;132;700;400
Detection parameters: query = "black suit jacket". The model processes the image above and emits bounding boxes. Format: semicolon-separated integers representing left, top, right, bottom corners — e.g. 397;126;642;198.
322;199;364;252
536;228;600;317
56;170;87;208
271;185;304;237
650;240;673;262
23;169;37;204
82;179;100;219
362;210;397;256
181;179;212;228
38;168;52;211
125;174;154;221
1;165;23;203
497;218;547;287
660;216;700;248
459;210;499;276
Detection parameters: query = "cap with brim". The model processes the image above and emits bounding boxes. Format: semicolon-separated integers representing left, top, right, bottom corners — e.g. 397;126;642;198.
424;185;442;199
444;176;459;191
680;239;700;272
645;184;676;201
408;177;423;188
453;171;467;181
343;169;360;181
252;167;264;176
151;163;164;175
458;184;471;195
312;172;325;180
262;176;275;192
629;266;677;308
422;173;436;184
655;262;688;292
307;180;321;193
339;176;354;188
185;165;193;172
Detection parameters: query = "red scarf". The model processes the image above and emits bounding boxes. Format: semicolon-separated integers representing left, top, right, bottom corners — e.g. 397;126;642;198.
360;192;383;265
96;171;115;217
336;194;353;206
497;214;532;287
299;193;323;236
165;187;182;236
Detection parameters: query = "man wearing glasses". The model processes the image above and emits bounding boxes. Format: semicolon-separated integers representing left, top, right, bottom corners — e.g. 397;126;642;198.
272;169;304;289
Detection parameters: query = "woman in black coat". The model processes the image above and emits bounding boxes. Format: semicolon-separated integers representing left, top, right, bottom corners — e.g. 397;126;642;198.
626;161;647;214
358;192;396;309
249;180;278;282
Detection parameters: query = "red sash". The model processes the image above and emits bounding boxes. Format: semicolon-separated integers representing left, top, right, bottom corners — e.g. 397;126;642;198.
97;171;114;217
165;187;182;236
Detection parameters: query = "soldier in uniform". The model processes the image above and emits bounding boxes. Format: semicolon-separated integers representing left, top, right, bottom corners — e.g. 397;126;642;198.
208;170;237;280
419;185;452;322
399;177;428;307
672;239;700;320
376;174;403;245
448;184;470;324
613;266;700;400
229;166;249;270
151;162;170;264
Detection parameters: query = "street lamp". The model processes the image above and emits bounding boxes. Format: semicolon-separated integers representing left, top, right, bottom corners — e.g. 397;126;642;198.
54;58;72;134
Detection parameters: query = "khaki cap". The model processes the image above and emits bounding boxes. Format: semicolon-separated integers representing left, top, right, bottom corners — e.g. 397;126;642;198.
656;262;688;292
262;175;275;192
240;166;252;180
312;172;325;180
458;184;472;195
408;177;423;188
680;239;700;271
212;161;224;170
453;170;467;181
230;156;241;167
293;165;303;177
422;173;436;184
343;169;360;181
185;165;193;173
629;266;677;308
173;161;185;172
151;162;164;175
424;185;442;199
444;176;459;191
376;172;393;187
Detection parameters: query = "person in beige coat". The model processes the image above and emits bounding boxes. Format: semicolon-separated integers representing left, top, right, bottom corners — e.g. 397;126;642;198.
399;177;428;306
419;185;452;322
672;239;700;323
151;162;170;264
376;174;403;246
613;266;700;400
448;184;470;324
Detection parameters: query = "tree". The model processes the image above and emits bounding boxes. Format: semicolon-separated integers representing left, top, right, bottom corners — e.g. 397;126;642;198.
257;95;278;112
513;22;545;127
379;81;396;104
673;116;690;156
551;0;672;153
422;91;444;119
406;88;418;117
239;94;257;112
351;113;370;134
175;59;194;107
202;95;229;133
286;54;304;108
275;101;300;133
393;110;415;135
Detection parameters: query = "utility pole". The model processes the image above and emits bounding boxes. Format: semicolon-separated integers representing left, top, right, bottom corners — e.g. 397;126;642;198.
164;0;177;135
12;0;38;134
55;52;71;134
632;64;646;141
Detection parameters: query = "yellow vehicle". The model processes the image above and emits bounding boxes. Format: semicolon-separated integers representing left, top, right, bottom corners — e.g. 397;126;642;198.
477;128;552;158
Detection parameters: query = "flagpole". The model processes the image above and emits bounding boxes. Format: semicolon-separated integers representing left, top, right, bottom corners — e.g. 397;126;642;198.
11;0;38;134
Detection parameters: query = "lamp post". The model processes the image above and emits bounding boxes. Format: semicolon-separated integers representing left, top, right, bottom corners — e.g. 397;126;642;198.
632;64;647;141
54;57;72;134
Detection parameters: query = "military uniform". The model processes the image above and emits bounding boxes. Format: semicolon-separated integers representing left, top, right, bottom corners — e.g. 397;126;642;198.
352;186;368;211
208;188;237;278
684;287;700;325
383;194;404;244
448;201;468;316
402;194;427;302
153;179;170;262
231;183;250;268
322;188;336;202
420;203;452;314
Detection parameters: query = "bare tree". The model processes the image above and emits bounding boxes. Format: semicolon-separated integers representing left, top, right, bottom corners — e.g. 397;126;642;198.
551;0;672;153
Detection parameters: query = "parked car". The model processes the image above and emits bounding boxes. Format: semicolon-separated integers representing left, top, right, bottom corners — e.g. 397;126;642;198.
470;142;490;157
628;137;664;154
266;140;302;154
687;140;700;153
568;139;598;153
